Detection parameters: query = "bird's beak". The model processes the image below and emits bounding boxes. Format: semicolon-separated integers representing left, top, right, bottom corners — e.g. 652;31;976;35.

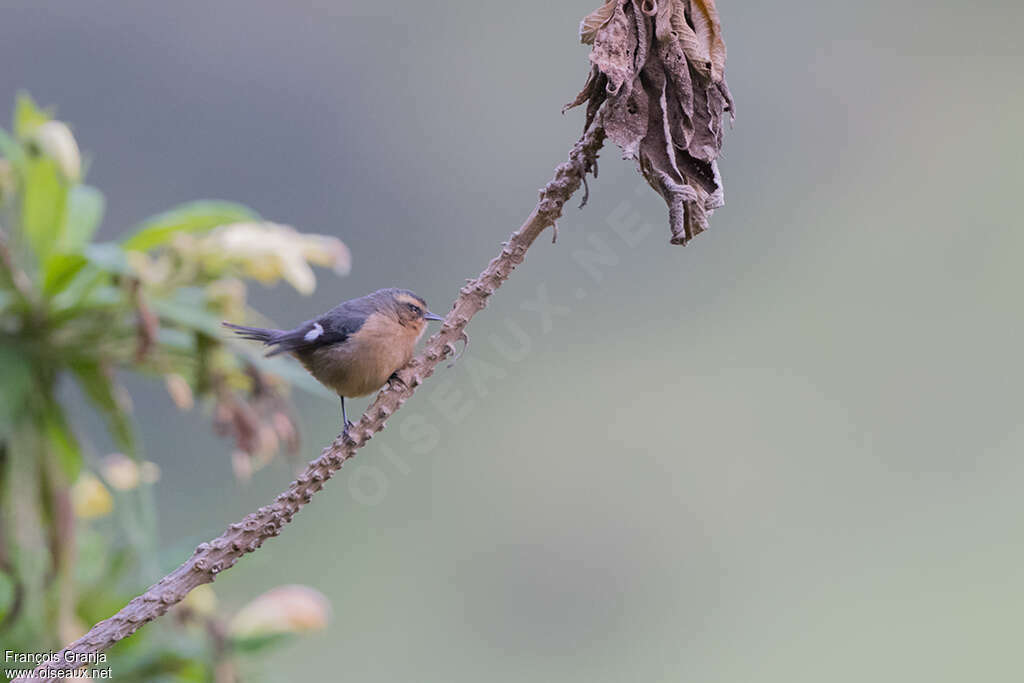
424;311;444;322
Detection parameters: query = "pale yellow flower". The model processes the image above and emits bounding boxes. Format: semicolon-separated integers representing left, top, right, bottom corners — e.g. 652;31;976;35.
230;585;331;638
101;453;160;490
139;460;161;485
297;234;352;276
101;453;139;490
203;222;350;295
32;120;82;182
71;473;113;519
181;584;219;618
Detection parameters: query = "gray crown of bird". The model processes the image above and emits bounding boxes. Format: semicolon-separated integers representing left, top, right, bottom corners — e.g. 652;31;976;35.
224;288;443;428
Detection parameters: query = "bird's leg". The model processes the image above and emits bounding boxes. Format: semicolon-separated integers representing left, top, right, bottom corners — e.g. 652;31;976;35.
340;396;354;433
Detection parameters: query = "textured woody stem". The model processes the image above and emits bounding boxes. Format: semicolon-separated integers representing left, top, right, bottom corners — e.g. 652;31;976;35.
16;120;607;682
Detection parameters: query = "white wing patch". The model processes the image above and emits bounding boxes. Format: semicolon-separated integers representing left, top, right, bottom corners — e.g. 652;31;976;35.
304;323;324;342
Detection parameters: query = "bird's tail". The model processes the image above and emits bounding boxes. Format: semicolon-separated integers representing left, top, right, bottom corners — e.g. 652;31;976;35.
222;321;280;345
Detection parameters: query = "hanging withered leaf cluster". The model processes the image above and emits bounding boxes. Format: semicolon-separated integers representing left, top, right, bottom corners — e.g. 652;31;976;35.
567;0;733;245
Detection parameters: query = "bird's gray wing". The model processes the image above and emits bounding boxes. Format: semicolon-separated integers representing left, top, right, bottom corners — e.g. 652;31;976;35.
263;298;372;357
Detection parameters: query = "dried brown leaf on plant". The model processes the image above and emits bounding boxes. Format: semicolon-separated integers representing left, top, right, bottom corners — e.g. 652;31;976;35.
569;0;733;245
212;367;300;477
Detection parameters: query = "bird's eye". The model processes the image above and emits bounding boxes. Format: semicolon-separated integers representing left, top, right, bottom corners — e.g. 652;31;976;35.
406;303;422;314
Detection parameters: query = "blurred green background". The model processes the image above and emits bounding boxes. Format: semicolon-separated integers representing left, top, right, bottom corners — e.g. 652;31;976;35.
2;0;1023;680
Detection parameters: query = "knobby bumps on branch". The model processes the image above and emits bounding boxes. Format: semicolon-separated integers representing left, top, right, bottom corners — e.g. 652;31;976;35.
567;0;733;245
18;5;731;680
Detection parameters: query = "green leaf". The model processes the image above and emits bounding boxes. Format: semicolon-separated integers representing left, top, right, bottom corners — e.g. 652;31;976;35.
42;403;82;480
21;156;68;265
69;360;136;453
13;92;52;139
101;649;206;683
0;345;33;433
73;528;108;587
61;184;105;250
150;296;225;337
155;326;195;350
230;632;294;653
0;126;26;189
42;251;88;296
72;283;124;312
0;126;21;162
121;201;259;252
82;242;131;275
3;420;50;641
45;241;126;299
49;265;110;314
0;570;14;624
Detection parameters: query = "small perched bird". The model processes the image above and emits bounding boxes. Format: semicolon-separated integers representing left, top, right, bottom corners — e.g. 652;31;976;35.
223;288;443;429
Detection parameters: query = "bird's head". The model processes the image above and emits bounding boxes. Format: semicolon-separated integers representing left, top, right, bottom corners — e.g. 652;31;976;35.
378;289;444;332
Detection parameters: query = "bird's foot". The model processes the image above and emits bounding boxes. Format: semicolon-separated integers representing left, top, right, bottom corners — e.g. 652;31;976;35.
386;372;407;391
340;420;357;444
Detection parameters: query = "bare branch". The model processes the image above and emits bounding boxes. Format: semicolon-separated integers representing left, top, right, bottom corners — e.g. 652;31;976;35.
16;119;607;682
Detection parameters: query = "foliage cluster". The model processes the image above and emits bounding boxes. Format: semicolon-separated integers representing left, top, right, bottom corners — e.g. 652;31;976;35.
0;95;339;681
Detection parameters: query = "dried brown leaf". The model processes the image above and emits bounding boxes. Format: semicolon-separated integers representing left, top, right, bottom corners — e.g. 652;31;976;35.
580;0;617;45
682;186;709;244
589;0;637;95
570;0;731;245
603;78;648;159
688;68;726;162
686;0;727;83
564;66;601;113
629;0;650;76
654;0;676;42
657;14;695;148
671;3;711;80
